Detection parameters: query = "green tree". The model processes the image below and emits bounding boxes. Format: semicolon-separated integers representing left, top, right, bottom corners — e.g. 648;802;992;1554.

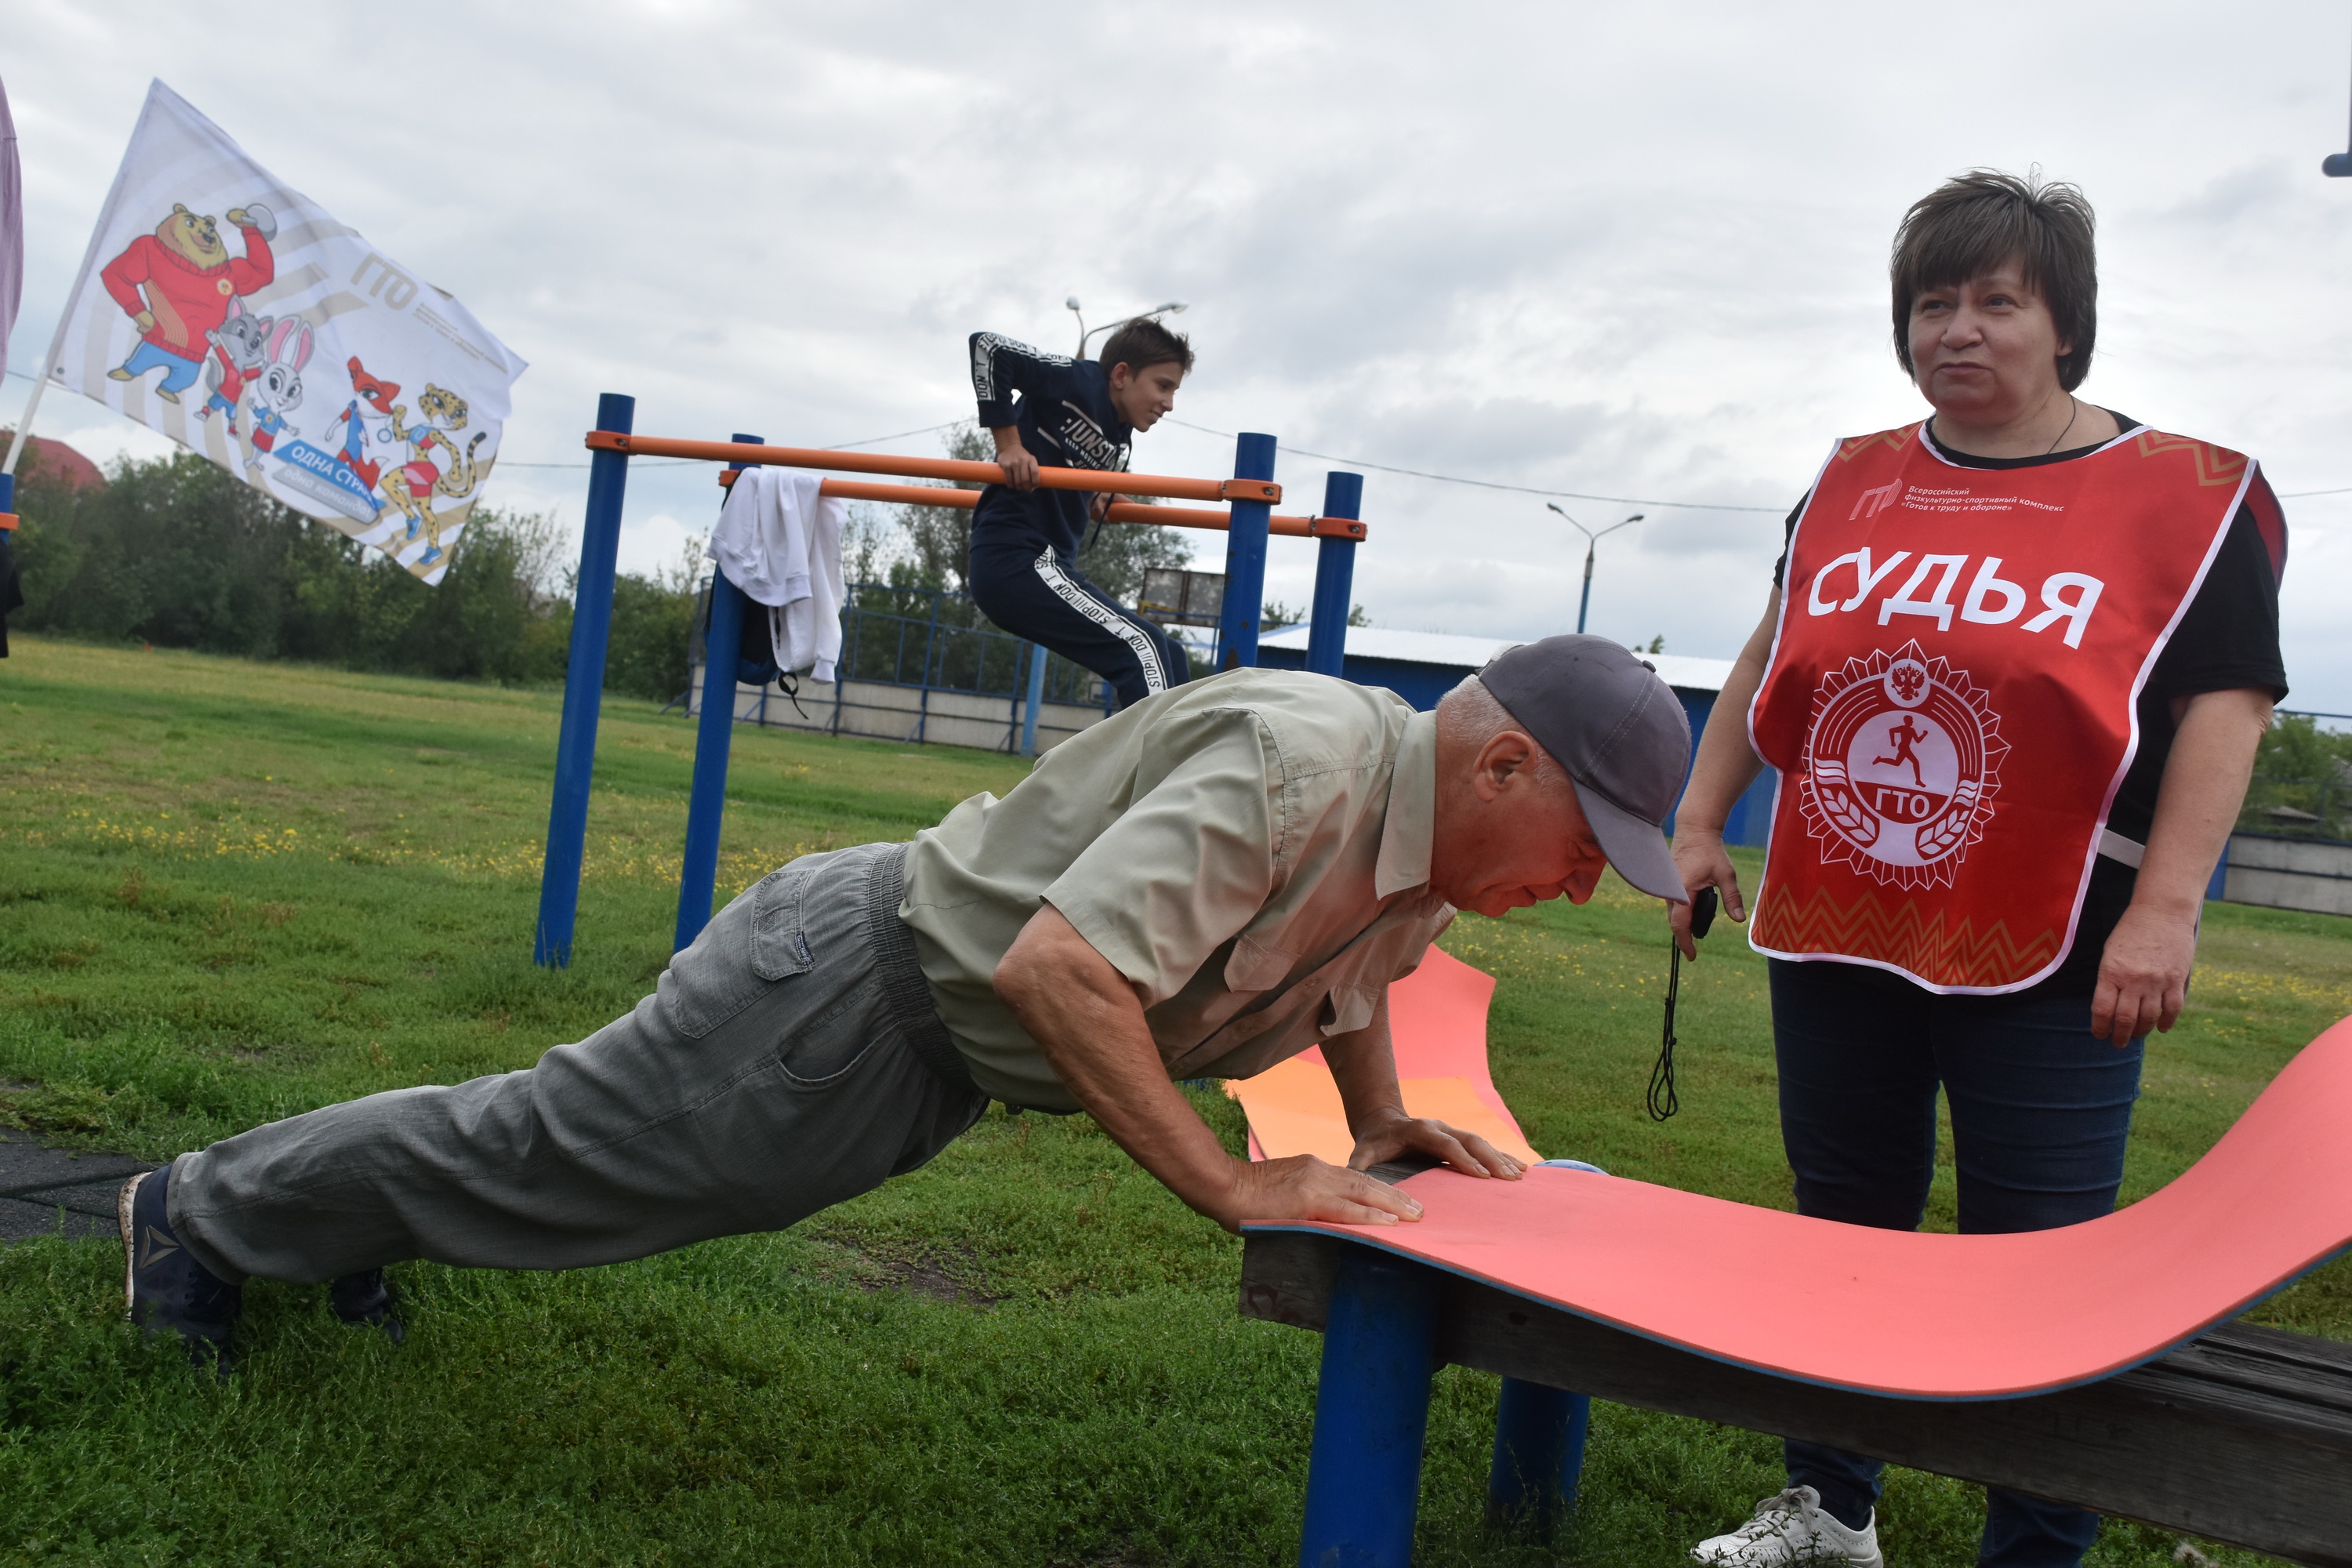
1260;600;1373;631
2241;713;2352;840
604;537;703;702
9;448;575;686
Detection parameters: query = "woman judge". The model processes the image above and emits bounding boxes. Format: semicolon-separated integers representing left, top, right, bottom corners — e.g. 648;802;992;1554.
1675;171;2286;1568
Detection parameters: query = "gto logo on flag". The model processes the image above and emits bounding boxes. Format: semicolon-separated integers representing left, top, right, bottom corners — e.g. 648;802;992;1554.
1798;641;2006;891
42;81;526;583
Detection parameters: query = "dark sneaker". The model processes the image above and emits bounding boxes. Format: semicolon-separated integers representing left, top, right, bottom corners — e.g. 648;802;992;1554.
329;1269;405;1344
119;1161;241;1370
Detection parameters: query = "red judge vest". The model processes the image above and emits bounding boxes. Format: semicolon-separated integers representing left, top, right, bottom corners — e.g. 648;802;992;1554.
1746;423;2254;992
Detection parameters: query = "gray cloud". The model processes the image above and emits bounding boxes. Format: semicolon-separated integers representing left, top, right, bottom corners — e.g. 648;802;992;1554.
5;0;2350;707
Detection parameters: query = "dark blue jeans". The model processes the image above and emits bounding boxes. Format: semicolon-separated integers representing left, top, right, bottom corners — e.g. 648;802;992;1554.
1768;959;2144;1568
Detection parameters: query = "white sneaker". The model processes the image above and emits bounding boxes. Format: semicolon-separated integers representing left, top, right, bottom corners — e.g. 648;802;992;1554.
1690;1485;1884;1567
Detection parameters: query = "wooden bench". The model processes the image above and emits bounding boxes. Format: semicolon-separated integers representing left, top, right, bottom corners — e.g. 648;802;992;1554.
1242;1171;2352;1568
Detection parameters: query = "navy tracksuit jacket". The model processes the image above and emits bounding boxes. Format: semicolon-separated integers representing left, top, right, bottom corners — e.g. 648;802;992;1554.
965;333;1189;710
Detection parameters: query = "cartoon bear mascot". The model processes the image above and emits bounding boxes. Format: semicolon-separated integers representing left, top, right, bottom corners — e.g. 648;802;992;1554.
100;203;278;404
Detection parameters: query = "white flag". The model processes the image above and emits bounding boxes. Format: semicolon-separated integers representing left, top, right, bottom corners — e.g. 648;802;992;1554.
43;81;526;584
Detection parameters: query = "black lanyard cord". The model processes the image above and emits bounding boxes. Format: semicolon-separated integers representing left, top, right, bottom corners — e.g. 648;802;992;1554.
1652;887;1718;1123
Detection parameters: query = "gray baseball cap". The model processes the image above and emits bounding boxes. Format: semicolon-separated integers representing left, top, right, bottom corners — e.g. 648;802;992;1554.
1475;634;1693;904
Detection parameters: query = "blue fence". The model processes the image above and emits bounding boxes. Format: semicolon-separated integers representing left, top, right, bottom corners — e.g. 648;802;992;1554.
695;580;1120;712
836;584;1113;708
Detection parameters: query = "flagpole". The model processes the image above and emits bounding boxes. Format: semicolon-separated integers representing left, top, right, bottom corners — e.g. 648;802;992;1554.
4;367;55;475
6;78;168;477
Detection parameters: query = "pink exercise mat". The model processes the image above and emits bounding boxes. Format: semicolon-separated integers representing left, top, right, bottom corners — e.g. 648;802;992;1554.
1230;948;1537;1164
1250;1014;2352;1399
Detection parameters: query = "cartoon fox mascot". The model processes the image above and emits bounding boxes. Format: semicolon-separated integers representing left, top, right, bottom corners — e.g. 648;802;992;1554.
101;203;278;404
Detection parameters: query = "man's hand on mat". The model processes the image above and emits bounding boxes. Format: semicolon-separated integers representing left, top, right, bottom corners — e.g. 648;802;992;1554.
1347;1108;1524;1181
1221;1153;1427;1231
1669;829;1745;960
2092;903;2195;1045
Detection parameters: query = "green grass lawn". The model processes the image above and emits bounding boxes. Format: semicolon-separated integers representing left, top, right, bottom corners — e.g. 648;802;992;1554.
2;635;2347;1567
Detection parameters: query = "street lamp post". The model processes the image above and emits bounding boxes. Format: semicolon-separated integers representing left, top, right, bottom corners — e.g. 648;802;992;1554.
1547;504;1644;636
1067;297;1189;358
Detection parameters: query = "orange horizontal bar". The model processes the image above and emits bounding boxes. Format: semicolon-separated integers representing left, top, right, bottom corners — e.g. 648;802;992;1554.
586;429;1279;506
0;512;16;532
713;469;1364;539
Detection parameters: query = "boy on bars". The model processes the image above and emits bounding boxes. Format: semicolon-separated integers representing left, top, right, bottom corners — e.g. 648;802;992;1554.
965;319;1194;709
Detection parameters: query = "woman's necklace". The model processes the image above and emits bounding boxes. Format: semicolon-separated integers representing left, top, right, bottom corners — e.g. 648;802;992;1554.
2045;396;2082;455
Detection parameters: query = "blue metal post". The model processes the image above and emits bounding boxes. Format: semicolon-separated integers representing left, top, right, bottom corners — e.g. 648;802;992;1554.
1297;1247;1439;1568
1486;1377;1591;1534
0;471;15;519
1218;432;1277;670
1021;641;1047;757
1305;471;1362;678
674;434;762;953
534;393;635;967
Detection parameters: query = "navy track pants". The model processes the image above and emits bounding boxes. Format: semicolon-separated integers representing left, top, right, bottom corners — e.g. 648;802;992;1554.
968;535;1189;710
1767;957;2145;1568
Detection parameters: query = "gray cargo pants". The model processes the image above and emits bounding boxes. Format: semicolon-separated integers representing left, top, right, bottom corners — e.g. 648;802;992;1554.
169;842;991;1284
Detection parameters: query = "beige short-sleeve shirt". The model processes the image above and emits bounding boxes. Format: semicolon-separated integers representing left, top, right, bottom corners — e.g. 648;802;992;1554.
899;668;1455;1109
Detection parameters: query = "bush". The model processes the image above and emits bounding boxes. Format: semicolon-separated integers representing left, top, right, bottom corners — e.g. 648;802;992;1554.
4;448;638;690
2;427;1210;699
604;546;702;702
2241;712;2352;840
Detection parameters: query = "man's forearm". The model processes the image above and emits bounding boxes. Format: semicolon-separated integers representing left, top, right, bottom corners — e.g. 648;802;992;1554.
995;905;1241;1222
1321;998;1406;1135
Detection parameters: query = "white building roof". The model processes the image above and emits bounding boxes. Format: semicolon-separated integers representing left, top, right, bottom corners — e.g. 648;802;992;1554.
1256;624;1736;694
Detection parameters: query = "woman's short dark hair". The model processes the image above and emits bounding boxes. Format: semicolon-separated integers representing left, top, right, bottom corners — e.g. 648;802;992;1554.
1892;169;2098;392
1099;318;1194;376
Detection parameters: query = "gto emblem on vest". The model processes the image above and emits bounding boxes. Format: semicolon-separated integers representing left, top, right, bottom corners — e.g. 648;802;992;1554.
1798;640;2006;891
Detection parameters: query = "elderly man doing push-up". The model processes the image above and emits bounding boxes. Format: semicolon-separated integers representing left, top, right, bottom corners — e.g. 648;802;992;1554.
123;636;1691;1362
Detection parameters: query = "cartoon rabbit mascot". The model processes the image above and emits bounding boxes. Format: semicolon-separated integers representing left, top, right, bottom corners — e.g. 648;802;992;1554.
244;318;311;469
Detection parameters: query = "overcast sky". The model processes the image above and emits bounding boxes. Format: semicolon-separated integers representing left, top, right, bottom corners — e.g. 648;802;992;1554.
7;1;2351;709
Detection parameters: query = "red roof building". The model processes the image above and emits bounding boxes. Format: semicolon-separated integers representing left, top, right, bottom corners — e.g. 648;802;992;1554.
0;432;107;490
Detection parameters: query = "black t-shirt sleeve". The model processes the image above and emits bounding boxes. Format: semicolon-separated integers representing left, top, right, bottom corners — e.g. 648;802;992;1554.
2106;501;2288;837
2141;505;2289;707
2042;496;2285;995
1771;496;1806;588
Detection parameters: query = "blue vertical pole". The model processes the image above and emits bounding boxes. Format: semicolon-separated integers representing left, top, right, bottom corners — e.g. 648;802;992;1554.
1021;641;1047;757
1217;431;1277;670
535;393;635;967
0;474;16;598
1486;1377;1591;1534
1305;471;1362;679
1296;1247;1440;1568
674;434;761;953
